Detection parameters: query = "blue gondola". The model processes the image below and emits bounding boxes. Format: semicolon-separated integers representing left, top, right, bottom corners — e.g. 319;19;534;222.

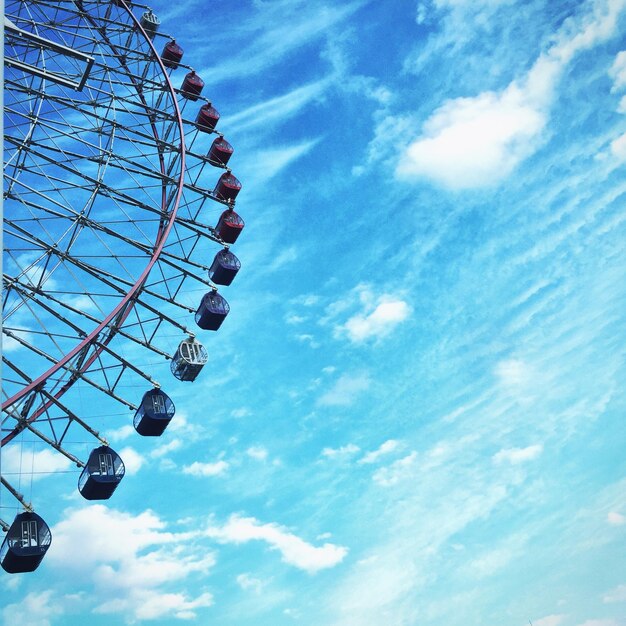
134;388;176;436
139;9;160;38
0;512;51;574
195;290;230;331
170;338;208;382
209;249;241;286
78;446;125;500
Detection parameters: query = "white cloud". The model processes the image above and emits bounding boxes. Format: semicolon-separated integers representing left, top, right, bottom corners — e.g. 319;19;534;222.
285;314;306;325
249;140;320;181
95;590;213;621
182;460;229;477
321;443;360;458
105;424;135;443
2;590;65;626
396;84;547;189
317;373;371;406
607;511;625;525
247;446;268;461
492;444;543;465
494;358;532;386
576;620;622;626
205;515;347;573
1;446;73;480
372;452;418;487
534;615;567;626
48;505;215;622
326;284;411;343
610;131;626;160
359;440;401;464
604;584;626;602
225;80;330;132
118;446;145;475
236;573;265;594
231;408;250;419
343;299;411;342
150;438;183;459
197;1;367;87
396;0;626;188
610;50;626;90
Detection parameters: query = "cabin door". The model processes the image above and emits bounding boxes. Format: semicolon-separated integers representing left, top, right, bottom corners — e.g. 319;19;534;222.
152;394;166;414
99;453;114;475
20;520;38;547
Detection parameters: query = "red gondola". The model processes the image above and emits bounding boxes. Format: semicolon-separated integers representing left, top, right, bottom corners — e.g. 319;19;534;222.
180;71;204;101
215;209;244;244
214;172;242;202
208;136;234;167
196;104;220;132
161;40;184;69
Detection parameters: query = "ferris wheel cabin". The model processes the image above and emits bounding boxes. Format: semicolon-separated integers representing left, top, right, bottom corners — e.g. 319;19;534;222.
215;209;245;244
171;338;208;382
134;388;176;436
139;10;160;38
208;136;234;167
195;290;230;331
0;512;51;574
78;446;125;500
196;104;220;133
161;40;184;68
180;71;204;100
214;172;242;203
209;249;241;286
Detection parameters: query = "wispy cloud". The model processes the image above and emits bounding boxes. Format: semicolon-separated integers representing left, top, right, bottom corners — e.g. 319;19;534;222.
182;459;229;477
244;139;321;181
196;1;370;87
372;451;418;486
325;283;411;343
396;0;626;188
205;515;347;573
317;372;371;406
492;444;543;465
603;584;626;603
358;440;401;464
321;443;361;458
225;80;330;132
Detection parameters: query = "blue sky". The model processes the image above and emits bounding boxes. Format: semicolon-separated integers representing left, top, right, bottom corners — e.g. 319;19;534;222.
2;0;626;625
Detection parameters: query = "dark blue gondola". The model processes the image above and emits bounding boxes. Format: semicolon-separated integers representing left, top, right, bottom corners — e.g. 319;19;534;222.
195;290;230;331
134;388;176;436
209;249;240;286
78;446;125;500
0;512;51;574
170;338;208;382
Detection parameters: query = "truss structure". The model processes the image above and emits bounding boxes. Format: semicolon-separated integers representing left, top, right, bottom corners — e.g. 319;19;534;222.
2;0;242;512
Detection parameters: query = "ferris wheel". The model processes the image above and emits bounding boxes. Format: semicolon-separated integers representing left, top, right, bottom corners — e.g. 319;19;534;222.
2;0;245;573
